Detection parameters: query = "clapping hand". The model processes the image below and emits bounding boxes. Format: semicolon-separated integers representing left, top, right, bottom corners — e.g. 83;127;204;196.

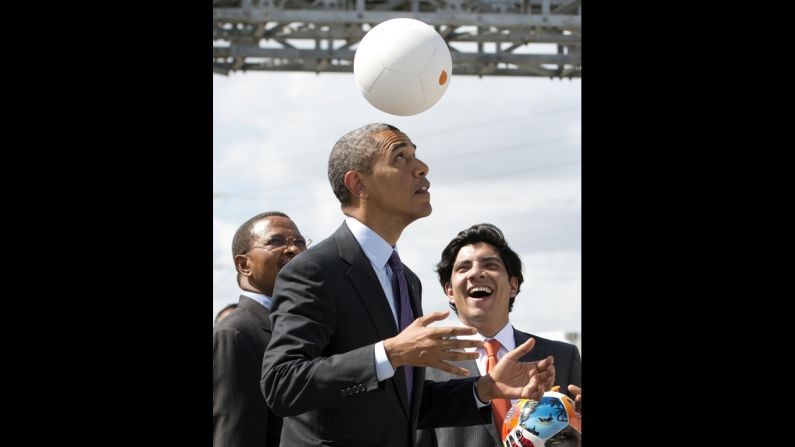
475;337;555;402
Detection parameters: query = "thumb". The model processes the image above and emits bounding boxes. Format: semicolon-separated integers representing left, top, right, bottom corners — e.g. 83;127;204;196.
416;310;450;326
502;337;536;363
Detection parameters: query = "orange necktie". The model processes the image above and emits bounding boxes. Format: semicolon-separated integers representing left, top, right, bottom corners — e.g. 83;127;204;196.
484;339;511;434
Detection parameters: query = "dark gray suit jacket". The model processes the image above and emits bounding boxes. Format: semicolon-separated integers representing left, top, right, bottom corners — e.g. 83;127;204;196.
213;295;282;447
416;329;582;447
261;222;490;447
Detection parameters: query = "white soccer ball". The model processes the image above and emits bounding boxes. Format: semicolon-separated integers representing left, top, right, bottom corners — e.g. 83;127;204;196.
353;18;452;116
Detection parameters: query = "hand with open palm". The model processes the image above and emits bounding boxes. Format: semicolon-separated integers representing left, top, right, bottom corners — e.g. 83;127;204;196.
568;384;582;412
475;337;556;403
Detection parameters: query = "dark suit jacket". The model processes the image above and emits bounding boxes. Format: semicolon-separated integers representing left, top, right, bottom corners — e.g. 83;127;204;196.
416;329;581;447
213;295;282;447
261;222;490;447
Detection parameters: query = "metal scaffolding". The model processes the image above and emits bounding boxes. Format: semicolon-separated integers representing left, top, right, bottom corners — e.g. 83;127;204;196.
213;0;580;78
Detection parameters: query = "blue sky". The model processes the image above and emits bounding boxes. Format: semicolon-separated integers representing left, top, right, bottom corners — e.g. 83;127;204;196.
213;71;581;342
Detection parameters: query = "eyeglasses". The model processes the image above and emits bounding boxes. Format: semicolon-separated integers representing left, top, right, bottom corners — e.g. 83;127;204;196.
244;236;312;254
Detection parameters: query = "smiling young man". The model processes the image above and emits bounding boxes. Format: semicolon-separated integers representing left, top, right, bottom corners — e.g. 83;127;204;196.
260;124;556;447
416;223;582;447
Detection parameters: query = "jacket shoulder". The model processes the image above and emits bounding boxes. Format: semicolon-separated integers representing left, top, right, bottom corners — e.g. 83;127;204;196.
517;330;579;356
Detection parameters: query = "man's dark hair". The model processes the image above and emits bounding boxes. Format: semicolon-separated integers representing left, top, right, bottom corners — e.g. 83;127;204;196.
231;211;290;257
327;123;400;206
435;223;524;313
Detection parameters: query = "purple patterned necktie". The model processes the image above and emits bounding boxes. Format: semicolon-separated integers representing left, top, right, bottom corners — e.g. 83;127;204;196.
387;250;414;403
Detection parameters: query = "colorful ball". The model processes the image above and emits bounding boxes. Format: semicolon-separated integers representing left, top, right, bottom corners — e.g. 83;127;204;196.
502;390;581;447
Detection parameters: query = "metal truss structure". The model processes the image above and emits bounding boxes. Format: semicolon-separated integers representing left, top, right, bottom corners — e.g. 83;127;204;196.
213;0;580;78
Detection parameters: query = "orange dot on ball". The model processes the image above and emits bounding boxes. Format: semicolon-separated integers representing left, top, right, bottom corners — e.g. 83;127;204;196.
439;70;448;85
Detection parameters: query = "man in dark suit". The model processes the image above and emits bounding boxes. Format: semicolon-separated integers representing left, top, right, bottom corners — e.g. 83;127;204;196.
261;123;557;447
417;223;582;447
213;211;309;447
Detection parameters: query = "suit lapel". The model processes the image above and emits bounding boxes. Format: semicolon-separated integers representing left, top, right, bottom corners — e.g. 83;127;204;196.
334;223;411;417
345;258;400;338
336;223;400;340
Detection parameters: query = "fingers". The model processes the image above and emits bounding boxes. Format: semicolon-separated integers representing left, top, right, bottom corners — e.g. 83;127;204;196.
501;337;536;363
438;350;480;362
413;313;477;336
544;365;555;390
536;355;555;371
568;384;582;412
402;347;478;366
527;381;546;401
415;311;450;326
432;325;478;338
441;338;482;351
537;383;546;400
533;371;551;387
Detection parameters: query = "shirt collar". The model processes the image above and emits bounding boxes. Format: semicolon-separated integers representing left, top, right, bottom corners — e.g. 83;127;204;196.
457;320;515;352
240;290;272;310
490;322;516;352
345;216;395;269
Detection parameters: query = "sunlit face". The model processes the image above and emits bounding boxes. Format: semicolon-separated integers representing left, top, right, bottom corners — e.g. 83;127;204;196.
445;242;518;336
359;129;431;225
236;216;306;296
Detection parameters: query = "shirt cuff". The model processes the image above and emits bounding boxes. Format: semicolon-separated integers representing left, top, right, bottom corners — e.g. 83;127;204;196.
374;340;395;381
473;382;490;408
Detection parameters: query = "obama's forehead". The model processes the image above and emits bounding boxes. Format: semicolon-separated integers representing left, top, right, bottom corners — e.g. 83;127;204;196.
373;129;416;154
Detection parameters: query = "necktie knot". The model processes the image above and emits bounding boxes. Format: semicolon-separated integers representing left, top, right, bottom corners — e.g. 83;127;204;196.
484;338;502;357
387;250;403;273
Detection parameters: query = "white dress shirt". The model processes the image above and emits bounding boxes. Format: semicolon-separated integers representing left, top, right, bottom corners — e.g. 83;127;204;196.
457;321;516;376
345;216;402;381
457;320;516;406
